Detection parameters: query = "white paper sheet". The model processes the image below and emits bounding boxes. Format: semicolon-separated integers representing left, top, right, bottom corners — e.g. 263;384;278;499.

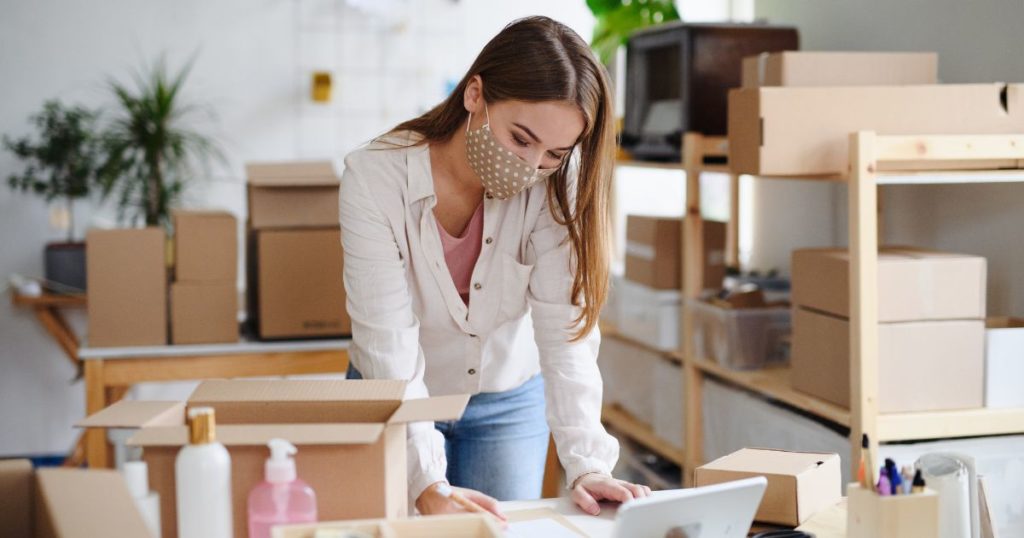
505;518;587;538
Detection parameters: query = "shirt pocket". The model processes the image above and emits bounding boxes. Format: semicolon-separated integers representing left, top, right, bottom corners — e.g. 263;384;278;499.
498;253;535;321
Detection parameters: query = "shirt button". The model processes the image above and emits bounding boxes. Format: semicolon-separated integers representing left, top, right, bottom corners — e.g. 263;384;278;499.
473;282;482;290
468;368;477;375
485;237;493;245
485;193;494;199
469;333;478;338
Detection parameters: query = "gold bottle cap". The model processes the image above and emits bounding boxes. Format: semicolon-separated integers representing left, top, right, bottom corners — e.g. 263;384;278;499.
187;406;217;445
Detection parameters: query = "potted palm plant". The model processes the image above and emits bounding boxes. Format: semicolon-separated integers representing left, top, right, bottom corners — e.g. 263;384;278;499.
5;100;103;291
587;0;680;65
96;57;222;229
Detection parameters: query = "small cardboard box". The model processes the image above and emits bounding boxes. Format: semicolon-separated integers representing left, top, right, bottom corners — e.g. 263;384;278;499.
792;247;987;322
694;448;841;526
847;483;939;538
173;209;237;282
0;460;153;538
624;216;726;291
86;228;168;347
249;228;350;339
729;83;1024;176
78;379;469;538
741;51;938;88
273;514;504;538
246;161;340;229
791;307;985;412
984;317;1024;408
170;281;239;345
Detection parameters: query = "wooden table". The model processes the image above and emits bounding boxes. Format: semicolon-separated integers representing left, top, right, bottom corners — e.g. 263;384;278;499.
79;337;350;468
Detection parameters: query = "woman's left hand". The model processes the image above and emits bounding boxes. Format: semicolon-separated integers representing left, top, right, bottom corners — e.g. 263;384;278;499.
571;473;652;515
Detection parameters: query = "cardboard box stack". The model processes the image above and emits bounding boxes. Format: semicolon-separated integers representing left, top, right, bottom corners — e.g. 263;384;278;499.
791;247;987;413
86;228;168;347
0;459;153;538
171;210;239;344
245;161;350;339
728;51;1024;177
617;215;727;351
78;379;469;538
695;448;842;526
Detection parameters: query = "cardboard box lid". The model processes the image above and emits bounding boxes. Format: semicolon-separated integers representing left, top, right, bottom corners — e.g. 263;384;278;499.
699;447;838;477
172;208;236;220
246;161;338;187
188;379;469;424
35;468;153;538
742;51;938;88
126;423;386;447
75;400;184;429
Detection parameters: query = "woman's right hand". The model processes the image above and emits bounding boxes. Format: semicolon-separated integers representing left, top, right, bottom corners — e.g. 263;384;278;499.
415;481;508;524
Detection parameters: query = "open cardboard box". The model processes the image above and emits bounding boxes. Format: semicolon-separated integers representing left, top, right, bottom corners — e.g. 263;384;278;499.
0;460;153;538
273;513;504;538
77;379;469;538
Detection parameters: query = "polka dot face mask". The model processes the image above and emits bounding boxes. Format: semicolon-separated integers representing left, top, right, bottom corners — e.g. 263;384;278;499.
465;104;559;200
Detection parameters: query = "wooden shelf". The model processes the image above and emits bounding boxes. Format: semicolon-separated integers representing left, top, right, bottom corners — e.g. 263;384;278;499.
878;407;1024;442
687;356;851;429
602;403;685;466
614;159;683;171
600;321;682;365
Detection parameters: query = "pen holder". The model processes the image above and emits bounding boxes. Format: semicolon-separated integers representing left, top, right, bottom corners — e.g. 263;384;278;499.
847;483;939;538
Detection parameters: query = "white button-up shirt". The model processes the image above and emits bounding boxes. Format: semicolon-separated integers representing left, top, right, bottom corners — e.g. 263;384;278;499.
338;132;619;503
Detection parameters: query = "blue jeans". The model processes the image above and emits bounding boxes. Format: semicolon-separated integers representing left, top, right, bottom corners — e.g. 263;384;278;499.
347;366;549;501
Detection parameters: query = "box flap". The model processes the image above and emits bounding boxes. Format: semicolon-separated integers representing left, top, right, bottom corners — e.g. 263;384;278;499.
388;394;470;424
0;459;33;538
189;379;407;402
75;400;184;429
127;423;385;447
246;161;338;187
36;468;153;538
700;448;838;477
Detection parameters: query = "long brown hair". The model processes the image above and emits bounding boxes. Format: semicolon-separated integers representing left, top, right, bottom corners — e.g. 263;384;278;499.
385;16;615;341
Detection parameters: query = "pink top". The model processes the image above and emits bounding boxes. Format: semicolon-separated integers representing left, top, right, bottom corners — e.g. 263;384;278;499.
436;202;484;304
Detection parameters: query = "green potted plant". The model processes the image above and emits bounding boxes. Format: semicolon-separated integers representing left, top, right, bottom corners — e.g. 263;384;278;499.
4;100;103;292
587;0;681;64
96;57;222;229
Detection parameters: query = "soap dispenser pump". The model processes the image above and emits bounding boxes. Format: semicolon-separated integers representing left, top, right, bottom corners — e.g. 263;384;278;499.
247;438;318;538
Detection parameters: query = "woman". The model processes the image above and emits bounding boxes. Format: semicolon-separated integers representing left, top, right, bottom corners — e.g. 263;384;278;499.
339;15;650;519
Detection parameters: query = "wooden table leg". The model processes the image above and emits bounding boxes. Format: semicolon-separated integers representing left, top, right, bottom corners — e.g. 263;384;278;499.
84;360;110;469
541;435;561;498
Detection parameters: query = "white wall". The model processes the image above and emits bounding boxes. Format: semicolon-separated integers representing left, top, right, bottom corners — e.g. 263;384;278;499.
756;0;1024;316
0;0;594;457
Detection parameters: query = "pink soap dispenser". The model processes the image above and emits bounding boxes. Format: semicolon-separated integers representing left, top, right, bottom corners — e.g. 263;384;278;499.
247;438;317;538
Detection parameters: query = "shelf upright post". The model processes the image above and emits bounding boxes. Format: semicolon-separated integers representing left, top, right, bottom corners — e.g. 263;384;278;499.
681;132;706;486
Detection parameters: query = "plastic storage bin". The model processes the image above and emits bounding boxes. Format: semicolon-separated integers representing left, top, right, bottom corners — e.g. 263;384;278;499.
688;299;790;370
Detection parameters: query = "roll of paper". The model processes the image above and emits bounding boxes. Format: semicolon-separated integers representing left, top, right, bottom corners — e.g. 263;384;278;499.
917;453;972;538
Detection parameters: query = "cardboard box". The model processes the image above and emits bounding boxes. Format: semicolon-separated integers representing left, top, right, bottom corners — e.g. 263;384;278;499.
173;209;237;282
246;161;339;229
616;278;681;352
250;228;350;339
273;514;503;538
170;281;238;345
624;216;726;291
792;247;987;322
791;307;985;412
78;379;469;538
741;51;938;88
0;460;153;538
86;228;168;347
729;83;1024;176
847;483;939;538
984;317;1024;408
694;448;841;526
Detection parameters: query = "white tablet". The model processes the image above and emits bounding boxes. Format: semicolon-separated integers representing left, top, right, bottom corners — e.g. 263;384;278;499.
612;476;768;538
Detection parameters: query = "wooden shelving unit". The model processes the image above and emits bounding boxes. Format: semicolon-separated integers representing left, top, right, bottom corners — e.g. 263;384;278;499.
601;403;686;466
609;131;1024;487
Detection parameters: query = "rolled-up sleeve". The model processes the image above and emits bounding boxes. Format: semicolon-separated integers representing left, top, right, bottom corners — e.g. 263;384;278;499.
339;155;447;508
526;200;619;488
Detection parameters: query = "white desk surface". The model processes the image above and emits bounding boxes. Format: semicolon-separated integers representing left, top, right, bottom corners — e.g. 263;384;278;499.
79;337;350;360
497;494;847;538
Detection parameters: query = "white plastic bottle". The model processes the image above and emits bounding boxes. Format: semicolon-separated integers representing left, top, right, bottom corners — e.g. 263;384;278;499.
175;406;233;538
122;460;161;538
247;438;318;538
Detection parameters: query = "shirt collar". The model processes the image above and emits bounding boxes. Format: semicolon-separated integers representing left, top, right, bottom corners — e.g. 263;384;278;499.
407;140;435;204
